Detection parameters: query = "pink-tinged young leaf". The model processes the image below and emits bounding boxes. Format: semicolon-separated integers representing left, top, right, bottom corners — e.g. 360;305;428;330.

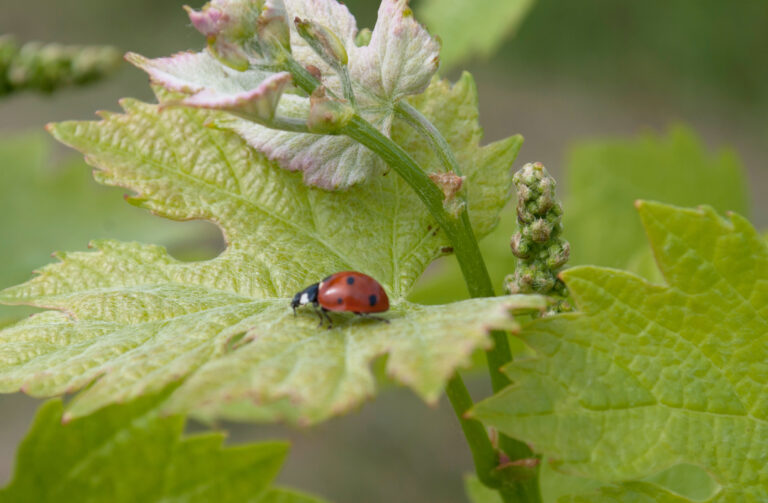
218;94;390;189
127;51;292;122
349;0;440;100
186;0;261;43
130;0;442;189
186;2;228;38
185;0;263;70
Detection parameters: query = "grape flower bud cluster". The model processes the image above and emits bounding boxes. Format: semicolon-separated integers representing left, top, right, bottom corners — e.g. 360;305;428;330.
504;162;570;296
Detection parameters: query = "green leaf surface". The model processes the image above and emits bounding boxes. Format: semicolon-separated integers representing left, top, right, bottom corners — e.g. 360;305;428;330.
0;393;325;502
564;126;749;272
472;202;768;502
0;132;213;323
465;474;503;503
558;483;691;503
420;0;535;70
0;73;533;424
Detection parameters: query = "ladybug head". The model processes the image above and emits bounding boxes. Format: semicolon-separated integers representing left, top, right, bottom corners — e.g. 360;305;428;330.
290;282;319;314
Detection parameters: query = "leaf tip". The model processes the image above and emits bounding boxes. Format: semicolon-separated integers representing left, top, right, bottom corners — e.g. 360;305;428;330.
124;51;145;68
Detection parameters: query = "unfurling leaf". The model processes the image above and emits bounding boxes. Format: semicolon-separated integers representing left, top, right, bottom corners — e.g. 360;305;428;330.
0;393;325;502
0;72;529;425
131;0;441;189
472;202;768;502
126;52;292;123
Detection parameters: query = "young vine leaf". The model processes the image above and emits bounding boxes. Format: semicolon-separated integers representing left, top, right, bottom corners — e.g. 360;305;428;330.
471;201;768;502
0;73;535;425
0;392;325;502
130;0;440;189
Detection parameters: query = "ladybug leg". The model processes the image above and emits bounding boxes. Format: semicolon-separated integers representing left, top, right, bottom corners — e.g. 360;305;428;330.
311;304;325;327
322;308;333;329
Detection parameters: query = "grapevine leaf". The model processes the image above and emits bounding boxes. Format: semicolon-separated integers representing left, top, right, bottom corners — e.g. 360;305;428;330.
419;0;535;70
0;73;530;424
465;474;502;503
132;0;440;189
472;202;768;502
0;132;212;323
564;126;749;271
0;393;326;502
558;483;691;503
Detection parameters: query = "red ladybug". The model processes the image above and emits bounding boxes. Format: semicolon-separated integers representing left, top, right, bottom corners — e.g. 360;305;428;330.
291;271;390;327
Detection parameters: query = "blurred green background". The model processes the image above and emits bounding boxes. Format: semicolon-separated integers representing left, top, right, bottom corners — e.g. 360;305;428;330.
0;1;766;502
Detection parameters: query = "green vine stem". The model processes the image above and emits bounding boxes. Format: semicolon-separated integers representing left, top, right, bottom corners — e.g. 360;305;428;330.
445;374;503;490
282;54;539;501
395;97;540;503
394;101;464;176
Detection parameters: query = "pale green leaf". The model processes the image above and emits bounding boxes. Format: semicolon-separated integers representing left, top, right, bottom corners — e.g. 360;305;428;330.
558;483;692;503
564;126;749;271
0;393;325;502
420;0;535;69
465;474;502;503
0;132;213;323
0;74;532;424
472;202;768;502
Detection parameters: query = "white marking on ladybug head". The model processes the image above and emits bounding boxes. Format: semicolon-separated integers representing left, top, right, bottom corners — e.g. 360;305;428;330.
300;292;309;305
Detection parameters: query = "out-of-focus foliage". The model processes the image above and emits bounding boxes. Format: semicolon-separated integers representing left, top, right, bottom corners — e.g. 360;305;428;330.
0;393;325;502
504;0;768;112
0;35;121;97
0;133;215;322
419;0;535;70
564;126;749;271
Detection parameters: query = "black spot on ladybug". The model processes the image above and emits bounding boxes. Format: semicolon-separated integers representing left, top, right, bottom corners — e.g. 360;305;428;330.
369;294;377;307
441;246;453;253
337;297;343;304
346;276;355;285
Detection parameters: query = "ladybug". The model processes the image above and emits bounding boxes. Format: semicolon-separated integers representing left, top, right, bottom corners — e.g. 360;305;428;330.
291;271;390;327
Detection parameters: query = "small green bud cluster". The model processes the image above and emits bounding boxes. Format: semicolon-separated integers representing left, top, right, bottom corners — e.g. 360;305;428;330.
505;162;570;296
0;36;121;97
295;18;348;69
307;87;354;133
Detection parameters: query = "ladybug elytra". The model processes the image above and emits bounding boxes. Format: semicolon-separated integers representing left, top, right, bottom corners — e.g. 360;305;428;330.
291;271;390;327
